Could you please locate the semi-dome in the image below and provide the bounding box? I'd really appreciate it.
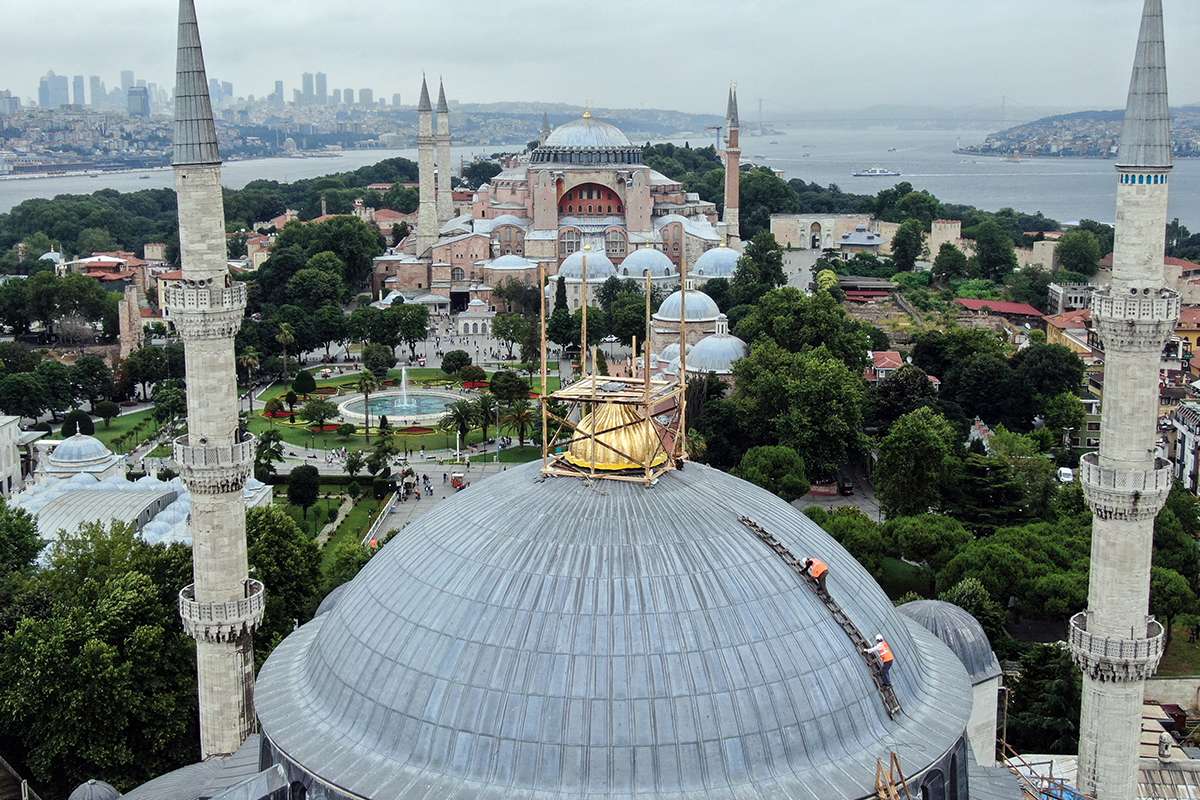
[256,461,972,799]
[544,113,632,148]
[68,779,120,800]
[694,246,740,278]
[687,330,748,375]
[48,434,115,467]
[898,600,1002,685]
[654,288,720,321]
[558,249,617,280]
[619,248,674,278]
[488,254,535,270]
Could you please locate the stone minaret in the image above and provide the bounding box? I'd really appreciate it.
[1070,2,1176,796]
[540,111,551,145]
[723,83,741,247]
[435,80,454,223]
[415,76,438,257]
[166,0,262,759]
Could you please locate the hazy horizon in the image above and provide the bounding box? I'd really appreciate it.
[8,1,1200,118]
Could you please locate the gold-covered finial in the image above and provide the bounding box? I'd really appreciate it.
[565,403,668,471]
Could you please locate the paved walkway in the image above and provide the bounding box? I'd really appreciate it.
[362,462,510,544]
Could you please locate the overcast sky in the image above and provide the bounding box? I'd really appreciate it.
[11,0,1200,116]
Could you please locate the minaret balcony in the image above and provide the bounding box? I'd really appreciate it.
[179,578,265,643]
[1090,287,1180,352]
[162,281,247,340]
[1068,612,1164,683]
[1079,452,1172,521]
[173,433,255,494]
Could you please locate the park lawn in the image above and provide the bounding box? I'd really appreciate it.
[247,413,496,453]
[319,494,385,575]
[92,407,159,452]
[256,367,451,405]
[272,484,345,538]
[1154,623,1200,677]
[877,556,932,600]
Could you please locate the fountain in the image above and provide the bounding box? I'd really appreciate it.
[400,366,409,407]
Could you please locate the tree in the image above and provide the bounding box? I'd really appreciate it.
[734,445,810,501]
[475,393,498,441]
[932,243,969,285]
[489,370,530,406]
[1151,567,1196,644]
[1055,229,1102,276]
[460,364,487,383]
[336,422,356,438]
[502,399,536,445]
[394,304,429,358]
[236,347,260,387]
[284,389,298,417]
[124,345,167,400]
[60,410,95,437]
[944,352,1024,429]
[34,360,76,420]
[322,540,373,595]
[151,382,186,425]
[1005,644,1081,754]
[246,504,321,663]
[553,275,568,312]
[300,398,338,429]
[439,400,477,444]
[805,507,887,578]
[938,577,1010,650]
[875,407,958,517]
[493,313,531,359]
[891,219,926,272]
[885,514,971,576]
[286,465,321,519]
[462,159,503,187]
[290,370,316,399]
[286,267,345,308]
[94,400,120,428]
[987,426,1059,520]
[356,371,379,441]
[0,342,41,374]
[75,226,116,254]
[1012,344,1085,405]
[733,287,870,370]
[362,342,396,379]
[345,450,365,478]
[944,453,1030,537]
[313,305,346,360]
[275,322,296,378]
[971,219,1018,280]
[69,355,113,411]
[1042,392,1086,443]
[869,365,937,432]
[547,307,576,347]
[441,350,471,375]
[0,373,46,421]
[729,231,786,306]
[0,500,40,583]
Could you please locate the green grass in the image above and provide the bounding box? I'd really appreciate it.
[877,556,932,600]
[272,484,345,538]
[247,414,496,453]
[319,494,385,574]
[1154,623,1200,677]
[92,408,160,453]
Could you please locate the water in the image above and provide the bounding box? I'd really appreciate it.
[345,391,453,419]
[5,126,1200,227]
[400,366,409,406]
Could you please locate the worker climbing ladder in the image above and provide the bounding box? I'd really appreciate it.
[739,516,903,718]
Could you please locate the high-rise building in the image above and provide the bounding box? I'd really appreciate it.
[315,72,326,105]
[272,80,283,107]
[37,71,69,109]
[301,72,314,105]
[391,92,401,108]
[208,77,220,105]
[359,88,373,107]
[331,88,341,106]
[72,75,85,107]
[221,80,232,102]
[1069,2,1177,798]
[723,82,741,247]
[120,70,134,93]
[166,0,262,759]
[343,87,353,106]
[88,76,103,108]
[127,85,151,117]
[0,91,20,116]
[435,80,453,223]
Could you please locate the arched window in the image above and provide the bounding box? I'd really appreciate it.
[605,230,627,259]
[559,228,581,258]
[451,267,465,281]
[920,770,945,800]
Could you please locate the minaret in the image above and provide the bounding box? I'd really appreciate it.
[1070,2,1176,797]
[722,83,741,248]
[435,79,454,223]
[415,76,438,257]
[166,0,262,759]
[540,111,551,145]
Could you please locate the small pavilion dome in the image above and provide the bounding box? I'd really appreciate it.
[48,434,115,468]
[619,248,674,278]
[654,288,720,322]
[659,341,692,363]
[487,254,535,270]
[694,246,740,277]
[68,779,120,800]
[688,328,748,375]
[898,599,1001,685]
[558,249,616,281]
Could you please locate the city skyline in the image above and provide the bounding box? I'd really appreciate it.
[7,0,1200,116]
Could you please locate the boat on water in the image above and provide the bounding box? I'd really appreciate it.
[852,166,902,177]
[1003,154,1023,163]
[888,147,898,152]
[138,175,151,180]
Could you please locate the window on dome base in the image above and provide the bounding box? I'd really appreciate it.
[606,230,627,259]
[558,228,581,259]
[559,183,623,216]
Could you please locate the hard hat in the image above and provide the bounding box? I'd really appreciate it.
[875,634,884,642]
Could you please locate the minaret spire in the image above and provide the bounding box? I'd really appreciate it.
[435,78,454,223]
[1070,2,1178,797]
[166,0,261,760]
[722,82,741,248]
[416,75,438,256]
[417,74,432,112]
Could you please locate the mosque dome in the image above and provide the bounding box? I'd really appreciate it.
[898,600,1002,685]
[558,249,617,280]
[48,434,115,467]
[68,779,120,800]
[654,288,720,321]
[255,461,971,799]
[488,254,535,270]
[544,113,632,148]
[659,341,691,363]
[687,330,748,375]
[694,246,740,278]
[619,248,674,278]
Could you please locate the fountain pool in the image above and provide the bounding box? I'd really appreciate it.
[338,390,458,424]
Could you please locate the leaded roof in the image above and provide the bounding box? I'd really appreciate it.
[173,0,220,166]
[1119,0,1172,168]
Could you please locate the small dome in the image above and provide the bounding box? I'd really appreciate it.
[619,248,674,278]
[694,246,740,277]
[659,341,692,363]
[558,249,616,281]
[544,114,632,148]
[687,332,748,375]
[655,288,720,322]
[48,434,114,467]
[898,599,1001,685]
[68,779,120,800]
[488,254,534,270]
[490,214,526,228]
[564,403,669,471]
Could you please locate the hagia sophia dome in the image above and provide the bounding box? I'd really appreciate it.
[544,114,634,148]
[254,460,982,799]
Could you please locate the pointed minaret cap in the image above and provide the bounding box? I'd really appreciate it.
[1118,0,1171,168]
[417,75,432,113]
[173,0,221,166]
[727,82,739,128]
[436,79,448,113]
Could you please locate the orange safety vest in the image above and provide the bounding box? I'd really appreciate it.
[809,559,828,579]
[877,640,894,664]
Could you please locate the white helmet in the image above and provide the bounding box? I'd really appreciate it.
[875,634,884,643]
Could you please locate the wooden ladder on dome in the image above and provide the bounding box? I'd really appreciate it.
[875,753,913,800]
[738,516,903,718]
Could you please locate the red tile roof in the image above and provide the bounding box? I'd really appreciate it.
[872,350,904,370]
[139,307,161,318]
[1179,306,1200,327]
[955,298,1043,317]
[1101,253,1200,272]
[1043,308,1092,329]
[157,270,183,281]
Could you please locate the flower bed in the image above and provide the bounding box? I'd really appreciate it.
[462,381,490,389]
[399,426,435,435]
[264,410,292,418]
[314,386,339,396]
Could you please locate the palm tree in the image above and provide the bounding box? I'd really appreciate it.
[502,399,535,446]
[237,347,260,412]
[356,370,379,441]
[254,429,285,479]
[276,323,296,379]
[439,400,477,451]
[474,393,498,442]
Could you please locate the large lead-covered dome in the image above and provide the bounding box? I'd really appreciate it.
[256,461,971,799]
[545,114,632,148]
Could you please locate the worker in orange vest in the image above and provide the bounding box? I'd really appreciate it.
[864,634,895,686]
[803,557,829,596]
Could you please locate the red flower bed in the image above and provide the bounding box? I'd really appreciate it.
[314,387,338,395]
[263,410,292,418]
[462,381,490,389]
[310,424,341,432]
[399,426,435,435]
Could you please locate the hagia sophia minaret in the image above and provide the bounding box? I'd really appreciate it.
[416,76,438,257]
[166,0,262,758]
[1069,1,1177,796]
[435,79,454,223]
[723,83,741,247]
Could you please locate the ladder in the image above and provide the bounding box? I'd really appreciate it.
[738,516,902,718]
[875,753,913,800]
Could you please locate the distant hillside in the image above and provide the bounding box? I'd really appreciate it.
[959,107,1200,158]
[453,102,722,143]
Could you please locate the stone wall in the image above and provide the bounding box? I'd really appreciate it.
[1145,677,1200,711]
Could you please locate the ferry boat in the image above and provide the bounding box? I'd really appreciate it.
[852,166,902,177]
